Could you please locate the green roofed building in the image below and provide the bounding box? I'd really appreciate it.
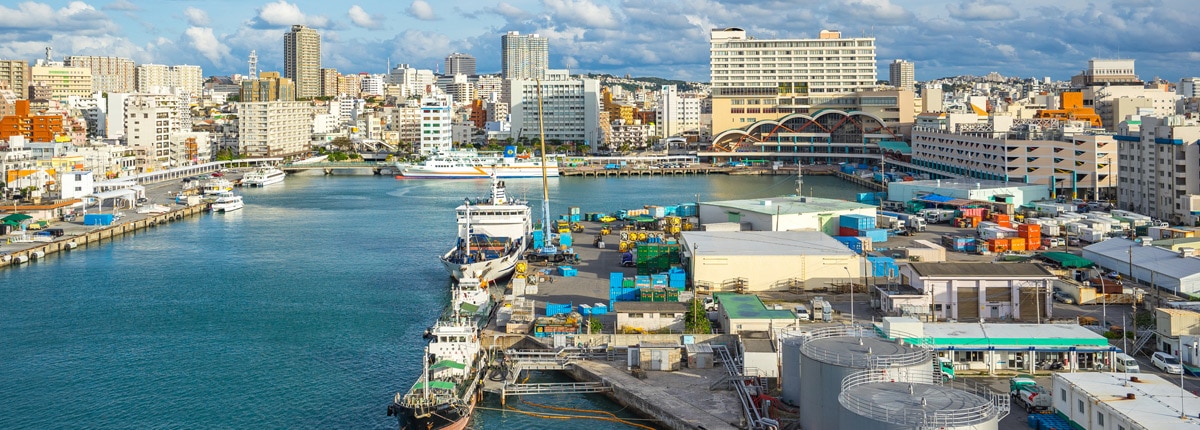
[713,293,797,335]
[878,317,1114,375]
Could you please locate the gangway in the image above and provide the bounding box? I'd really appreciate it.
[499,381,610,396]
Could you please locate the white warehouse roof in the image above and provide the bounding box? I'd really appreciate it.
[1055,372,1200,430]
[1082,238,1200,295]
[681,231,857,257]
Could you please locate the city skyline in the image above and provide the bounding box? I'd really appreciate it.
[0,0,1196,83]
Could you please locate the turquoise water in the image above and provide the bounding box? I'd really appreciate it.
[0,174,867,429]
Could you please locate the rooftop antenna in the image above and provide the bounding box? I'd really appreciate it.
[248,50,258,78]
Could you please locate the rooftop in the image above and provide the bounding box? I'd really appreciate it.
[880,318,1110,349]
[682,231,859,257]
[701,196,876,216]
[909,262,1055,278]
[1084,238,1200,281]
[895,179,1039,191]
[1054,372,1200,430]
[713,293,797,320]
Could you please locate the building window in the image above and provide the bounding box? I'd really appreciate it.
[1097,412,1104,426]
[1060,388,1066,401]
[629,313,643,318]
[1078,399,1084,413]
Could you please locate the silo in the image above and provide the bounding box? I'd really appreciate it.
[838,368,1007,430]
[798,326,931,430]
[779,333,804,405]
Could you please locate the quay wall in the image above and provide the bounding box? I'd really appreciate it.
[565,361,738,430]
[0,204,207,269]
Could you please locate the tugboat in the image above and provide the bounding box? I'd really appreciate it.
[388,276,494,430]
[440,174,531,282]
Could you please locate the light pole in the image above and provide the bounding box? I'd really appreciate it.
[843,266,855,324]
[1184,340,1196,420]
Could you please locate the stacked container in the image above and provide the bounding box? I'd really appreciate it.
[568,206,581,222]
[1018,223,1041,251]
[667,267,687,289]
[862,228,889,243]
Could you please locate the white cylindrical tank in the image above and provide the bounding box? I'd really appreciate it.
[780,334,804,405]
[838,368,1005,430]
[798,326,932,430]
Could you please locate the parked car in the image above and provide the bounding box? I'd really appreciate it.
[1152,352,1183,374]
[1052,291,1075,305]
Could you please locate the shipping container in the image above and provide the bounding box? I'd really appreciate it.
[862,228,889,243]
[839,226,859,237]
[610,272,624,289]
[839,214,877,230]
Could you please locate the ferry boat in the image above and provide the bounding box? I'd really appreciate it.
[441,175,531,282]
[388,276,493,430]
[242,167,286,187]
[398,146,560,179]
[201,178,235,195]
[208,192,244,212]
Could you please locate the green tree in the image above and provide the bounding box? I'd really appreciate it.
[684,299,711,334]
[330,136,354,153]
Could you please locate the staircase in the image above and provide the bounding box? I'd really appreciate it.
[1131,330,1155,355]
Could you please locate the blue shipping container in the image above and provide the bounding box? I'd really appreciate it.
[635,275,651,288]
[591,303,608,315]
[866,257,900,277]
[839,214,876,230]
[545,302,573,316]
[833,236,864,253]
[862,228,889,243]
[559,266,578,277]
[560,233,572,247]
[83,214,114,225]
[676,203,698,217]
[610,272,624,289]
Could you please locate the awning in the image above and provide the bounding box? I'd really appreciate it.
[460,302,479,314]
[430,360,466,371]
[1,213,32,223]
[414,381,456,391]
[1039,252,1095,268]
[878,140,912,155]
[89,189,137,201]
[630,215,657,223]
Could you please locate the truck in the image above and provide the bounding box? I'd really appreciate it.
[882,211,927,232]
[809,297,832,322]
[1010,375,1053,413]
[935,356,956,381]
[920,208,956,224]
[876,214,905,231]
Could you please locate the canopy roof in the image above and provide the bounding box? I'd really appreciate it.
[1,213,32,222]
[430,360,466,371]
[1039,251,1095,268]
[414,381,456,391]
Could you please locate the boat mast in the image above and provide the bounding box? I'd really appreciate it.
[536,79,550,250]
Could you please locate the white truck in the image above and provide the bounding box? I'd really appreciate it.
[921,209,956,224]
[882,211,927,232]
[876,214,905,230]
[1010,376,1053,413]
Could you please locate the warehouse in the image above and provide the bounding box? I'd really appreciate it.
[697,196,877,235]
[896,262,1055,322]
[682,231,863,292]
[613,301,689,333]
[712,293,798,335]
[1082,238,1200,296]
[1053,372,1200,430]
[887,179,1050,208]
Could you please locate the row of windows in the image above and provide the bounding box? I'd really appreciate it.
[714,40,873,49]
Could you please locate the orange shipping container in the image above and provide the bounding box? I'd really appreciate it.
[1027,241,1041,251]
[1018,224,1041,235]
[994,214,1010,222]
[998,221,1013,229]
[1010,237,1026,251]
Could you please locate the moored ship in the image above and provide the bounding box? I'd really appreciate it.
[441,175,531,282]
[242,167,286,187]
[388,276,493,430]
[398,146,560,179]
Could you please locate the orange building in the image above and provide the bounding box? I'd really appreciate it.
[469,99,487,129]
[0,99,64,142]
[1033,92,1103,128]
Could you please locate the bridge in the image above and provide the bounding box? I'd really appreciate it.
[279,161,395,175]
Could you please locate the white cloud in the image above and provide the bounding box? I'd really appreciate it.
[543,0,619,29]
[250,0,329,29]
[102,0,138,12]
[492,2,528,20]
[947,1,1018,21]
[836,0,913,24]
[0,1,113,32]
[183,7,210,27]
[406,0,436,21]
[347,5,381,29]
[185,27,230,66]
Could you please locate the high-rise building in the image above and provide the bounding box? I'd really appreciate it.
[1117,114,1200,225]
[30,65,92,101]
[136,64,203,95]
[238,101,312,157]
[65,56,136,93]
[0,100,64,141]
[656,85,702,139]
[445,53,477,76]
[889,59,914,92]
[709,28,877,134]
[501,31,548,80]
[507,77,601,150]
[418,94,453,155]
[320,68,339,97]
[284,24,321,99]
[0,60,30,99]
[124,93,180,161]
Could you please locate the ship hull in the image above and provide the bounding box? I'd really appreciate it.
[442,245,522,283]
[392,396,475,430]
[400,166,559,179]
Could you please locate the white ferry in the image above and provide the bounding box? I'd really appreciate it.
[398,146,559,179]
[242,167,286,187]
[441,175,530,282]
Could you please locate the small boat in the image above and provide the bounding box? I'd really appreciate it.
[201,178,235,195]
[242,167,286,187]
[209,193,244,212]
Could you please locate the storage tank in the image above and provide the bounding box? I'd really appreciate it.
[838,368,1007,430]
[798,325,932,430]
[779,332,804,405]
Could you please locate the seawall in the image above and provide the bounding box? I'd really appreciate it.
[0,204,207,268]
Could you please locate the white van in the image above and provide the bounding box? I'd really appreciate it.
[793,305,810,321]
[1114,352,1139,373]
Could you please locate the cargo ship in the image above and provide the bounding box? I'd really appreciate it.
[397,146,560,179]
[441,175,531,282]
[388,276,494,430]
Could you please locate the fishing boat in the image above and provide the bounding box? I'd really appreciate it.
[440,174,531,282]
[398,146,560,179]
[241,167,286,187]
[208,192,244,212]
[388,276,494,430]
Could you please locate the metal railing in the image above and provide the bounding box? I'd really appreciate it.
[839,368,1008,429]
[799,325,932,369]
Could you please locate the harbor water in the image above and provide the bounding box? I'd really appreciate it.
[0,174,870,429]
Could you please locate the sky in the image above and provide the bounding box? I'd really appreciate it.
[0,0,1197,83]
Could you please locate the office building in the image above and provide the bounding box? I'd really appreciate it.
[238,101,312,157]
[889,59,914,92]
[656,85,702,139]
[1116,114,1200,225]
[239,72,295,102]
[1179,77,1200,98]
[124,94,181,163]
[445,53,476,76]
[709,28,877,134]
[136,64,203,95]
[284,25,322,99]
[65,56,136,93]
[29,65,92,101]
[507,77,602,150]
[501,31,548,80]
[0,60,30,99]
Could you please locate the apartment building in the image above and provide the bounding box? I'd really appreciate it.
[1116,114,1200,225]
[418,94,452,155]
[237,101,312,158]
[0,60,30,98]
[124,93,180,163]
[65,56,136,93]
[656,85,703,139]
[239,72,295,102]
[284,25,321,99]
[889,59,915,92]
[30,65,92,101]
[136,64,203,95]
[501,31,548,80]
[507,77,602,149]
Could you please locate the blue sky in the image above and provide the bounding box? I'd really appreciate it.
[0,0,1196,83]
